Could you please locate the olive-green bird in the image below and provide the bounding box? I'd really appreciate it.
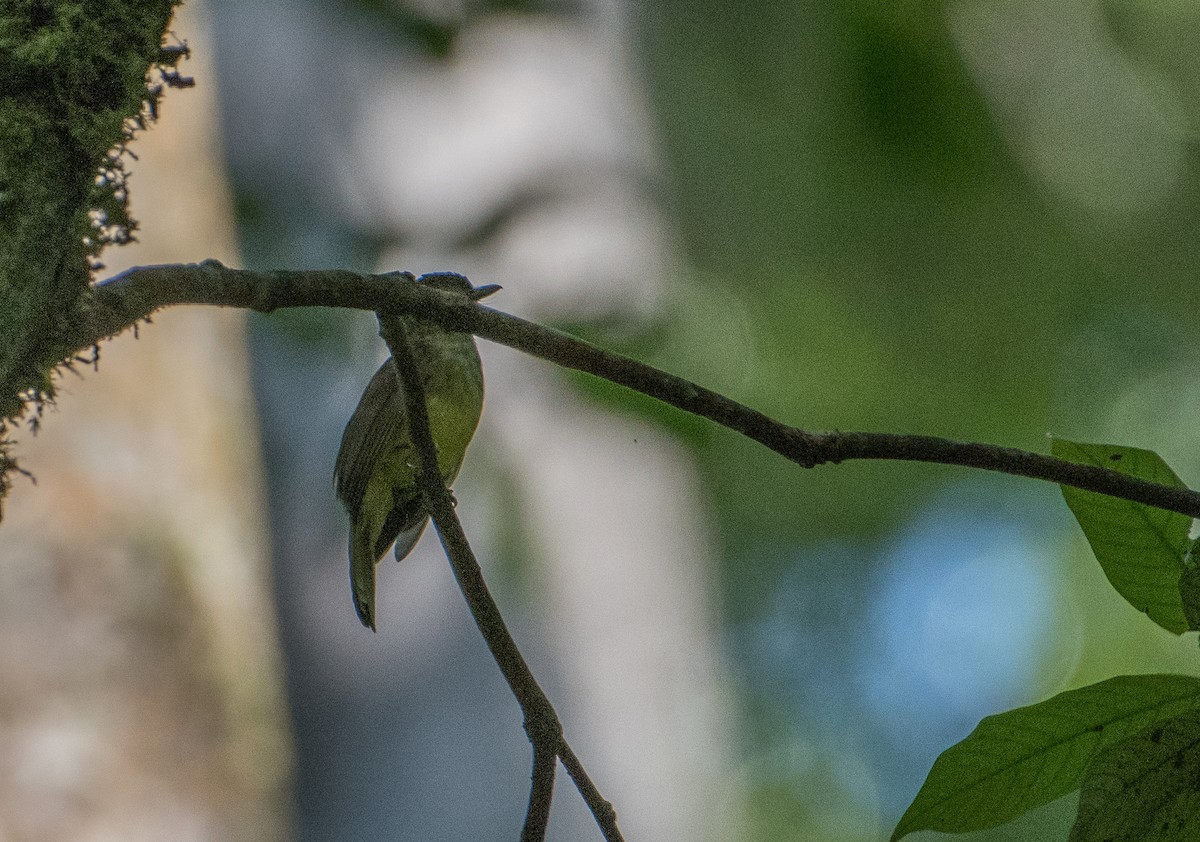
[334,272,500,631]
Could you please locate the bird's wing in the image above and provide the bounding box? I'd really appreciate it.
[390,516,431,562]
[334,359,406,514]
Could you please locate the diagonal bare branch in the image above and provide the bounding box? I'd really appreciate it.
[379,315,622,842]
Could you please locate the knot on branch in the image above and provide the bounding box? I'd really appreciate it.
[788,428,828,468]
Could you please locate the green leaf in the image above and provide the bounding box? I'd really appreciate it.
[892,674,1200,841]
[1180,552,1200,632]
[1052,439,1191,634]
[1070,708,1200,841]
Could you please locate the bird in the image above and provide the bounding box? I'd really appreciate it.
[334,272,499,630]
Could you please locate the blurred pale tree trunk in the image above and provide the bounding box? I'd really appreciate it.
[350,10,739,839]
[0,3,292,839]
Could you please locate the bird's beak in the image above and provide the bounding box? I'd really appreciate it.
[468,284,502,301]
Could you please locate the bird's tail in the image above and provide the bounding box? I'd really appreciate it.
[349,529,377,631]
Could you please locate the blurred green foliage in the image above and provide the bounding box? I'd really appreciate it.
[616,3,1200,837]
[628,0,1200,571]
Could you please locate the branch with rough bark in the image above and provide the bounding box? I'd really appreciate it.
[52,259,1200,520]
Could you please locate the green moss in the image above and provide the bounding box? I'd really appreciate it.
[0,0,182,503]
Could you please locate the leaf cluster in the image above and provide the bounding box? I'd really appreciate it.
[896,441,1200,841]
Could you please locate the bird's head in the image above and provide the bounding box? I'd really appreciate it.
[415,272,502,302]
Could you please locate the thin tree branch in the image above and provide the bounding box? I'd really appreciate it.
[524,736,558,842]
[76,261,1200,519]
[558,741,621,842]
[379,316,622,842]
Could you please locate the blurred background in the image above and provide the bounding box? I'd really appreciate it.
[4,0,1200,839]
